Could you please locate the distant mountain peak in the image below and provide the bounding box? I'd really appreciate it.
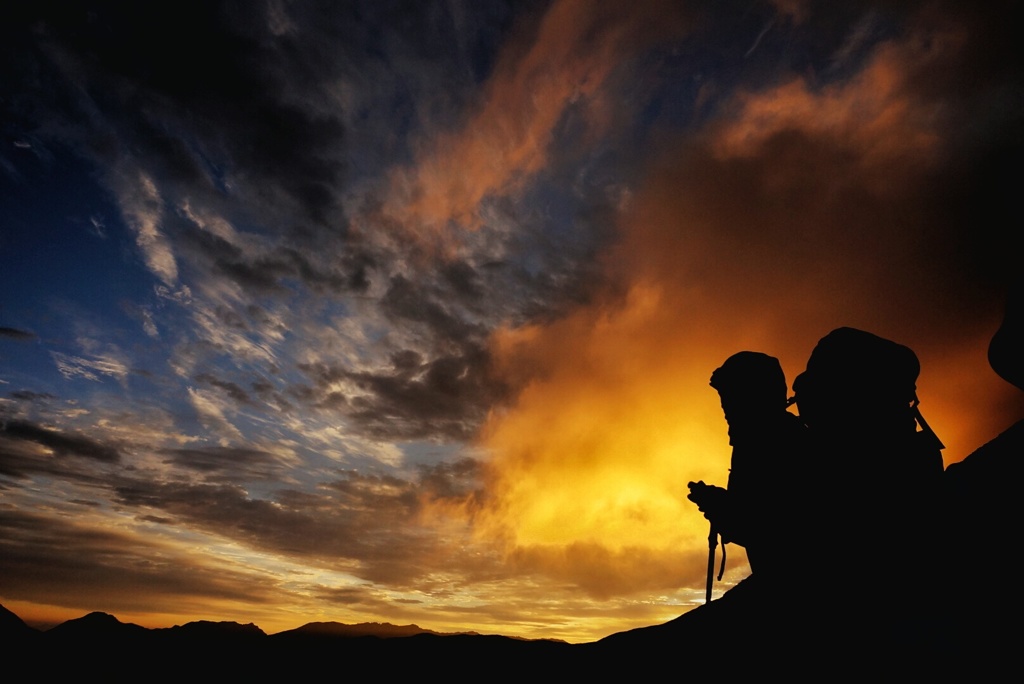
[162,620,267,637]
[277,620,441,639]
[0,603,39,638]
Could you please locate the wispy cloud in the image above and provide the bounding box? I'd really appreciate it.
[187,387,245,443]
[114,169,178,286]
[51,351,130,384]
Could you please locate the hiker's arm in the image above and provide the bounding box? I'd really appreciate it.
[688,481,751,546]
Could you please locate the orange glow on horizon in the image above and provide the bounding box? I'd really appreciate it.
[436,281,756,597]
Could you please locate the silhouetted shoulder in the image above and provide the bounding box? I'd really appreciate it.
[945,419,1023,506]
[988,279,1024,391]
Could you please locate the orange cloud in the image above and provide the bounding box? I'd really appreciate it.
[710,39,950,182]
[380,0,690,253]
[459,282,752,596]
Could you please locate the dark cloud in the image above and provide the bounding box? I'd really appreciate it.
[417,457,483,500]
[161,446,283,482]
[0,434,108,482]
[315,585,378,607]
[0,327,36,340]
[1,2,346,223]
[310,224,621,439]
[1,419,120,463]
[441,260,484,300]
[111,474,424,582]
[137,514,174,524]
[0,508,281,610]
[174,221,369,297]
[105,458,486,586]
[114,481,322,548]
[210,305,249,331]
[298,343,505,440]
[250,378,294,412]
[381,275,482,343]
[194,374,255,407]
[211,245,372,297]
[8,390,56,402]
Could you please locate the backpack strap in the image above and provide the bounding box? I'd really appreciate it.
[717,538,726,581]
[911,394,945,450]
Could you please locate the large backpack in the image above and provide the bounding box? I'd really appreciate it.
[792,327,943,455]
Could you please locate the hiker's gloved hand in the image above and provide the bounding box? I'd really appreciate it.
[687,481,728,522]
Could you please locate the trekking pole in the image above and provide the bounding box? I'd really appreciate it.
[705,523,717,604]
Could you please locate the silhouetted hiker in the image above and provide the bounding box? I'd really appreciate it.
[688,352,810,586]
[611,352,817,666]
[792,328,945,640]
[944,280,1023,658]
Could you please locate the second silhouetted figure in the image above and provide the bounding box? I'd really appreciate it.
[688,351,811,584]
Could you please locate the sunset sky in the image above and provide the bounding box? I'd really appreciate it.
[2,1,1021,643]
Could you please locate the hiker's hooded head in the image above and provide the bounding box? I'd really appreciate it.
[710,351,788,424]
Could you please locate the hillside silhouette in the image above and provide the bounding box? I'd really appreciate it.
[0,603,580,675]
[0,576,1011,678]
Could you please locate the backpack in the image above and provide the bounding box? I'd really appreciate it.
[792,327,943,455]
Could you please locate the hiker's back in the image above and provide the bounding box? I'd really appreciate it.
[793,328,944,596]
[726,408,812,580]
